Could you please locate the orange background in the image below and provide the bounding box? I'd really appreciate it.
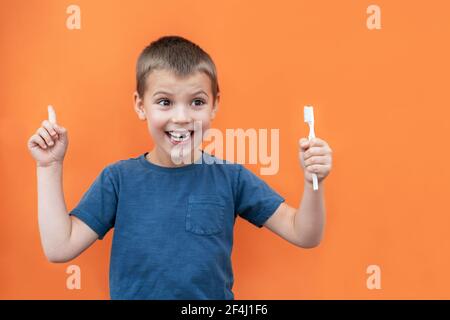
[1,0,450,299]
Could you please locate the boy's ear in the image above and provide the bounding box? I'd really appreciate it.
[133,91,146,120]
[210,93,220,120]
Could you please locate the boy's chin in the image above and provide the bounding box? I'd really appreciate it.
[158,140,198,164]
[169,146,199,165]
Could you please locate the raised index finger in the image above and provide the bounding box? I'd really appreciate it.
[48,105,57,124]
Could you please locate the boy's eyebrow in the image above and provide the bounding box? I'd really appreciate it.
[153,90,173,97]
[190,90,209,97]
[152,90,209,97]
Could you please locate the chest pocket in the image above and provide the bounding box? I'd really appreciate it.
[186,195,225,236]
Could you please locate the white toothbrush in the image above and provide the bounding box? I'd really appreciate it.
[304,105,319,191]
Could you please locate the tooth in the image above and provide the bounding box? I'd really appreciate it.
[171,131,190,138]
[167,130,191,142]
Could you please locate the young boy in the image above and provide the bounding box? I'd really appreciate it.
[27,36,333,300]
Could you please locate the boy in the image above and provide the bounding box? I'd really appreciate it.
[27,36,333,299]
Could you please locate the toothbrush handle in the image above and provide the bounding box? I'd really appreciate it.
[308,126,315,140]
[307,123,319,191]
[312,173,319,190]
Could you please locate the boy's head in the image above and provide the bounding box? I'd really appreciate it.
[133,36,220,166]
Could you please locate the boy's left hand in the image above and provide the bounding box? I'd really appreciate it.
[299,137,333,184]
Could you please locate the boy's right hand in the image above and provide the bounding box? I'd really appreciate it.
[27,106,69,167]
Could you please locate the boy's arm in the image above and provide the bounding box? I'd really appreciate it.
[264,187,324,249]
[264,137,331,248]
[264,181,325,248]
[38,163,98,263]
[29,109,99,264]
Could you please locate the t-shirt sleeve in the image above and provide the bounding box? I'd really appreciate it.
[68,165,118,240]
[235,165,285,228]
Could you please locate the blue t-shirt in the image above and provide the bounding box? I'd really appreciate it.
[69,151,285,299]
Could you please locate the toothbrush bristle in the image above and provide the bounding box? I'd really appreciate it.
[304,105,314,122]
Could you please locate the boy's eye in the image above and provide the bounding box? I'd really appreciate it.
[192,99,205,107]
[156,98,205,107]
[157,99,171,107]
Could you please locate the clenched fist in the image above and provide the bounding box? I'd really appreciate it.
[299,137,332,185]
[27,106,69,167]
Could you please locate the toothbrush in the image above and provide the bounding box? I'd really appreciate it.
[304,105,319,191]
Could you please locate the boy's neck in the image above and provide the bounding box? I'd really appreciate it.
[146,147,203,168]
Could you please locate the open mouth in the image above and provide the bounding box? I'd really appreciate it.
[165,130,194,144]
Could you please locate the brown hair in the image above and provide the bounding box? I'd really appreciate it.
[136,35,220,102]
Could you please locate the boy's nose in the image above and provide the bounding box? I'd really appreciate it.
[171,105,191,123]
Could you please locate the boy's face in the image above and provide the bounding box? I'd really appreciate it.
[134,69,219,166]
